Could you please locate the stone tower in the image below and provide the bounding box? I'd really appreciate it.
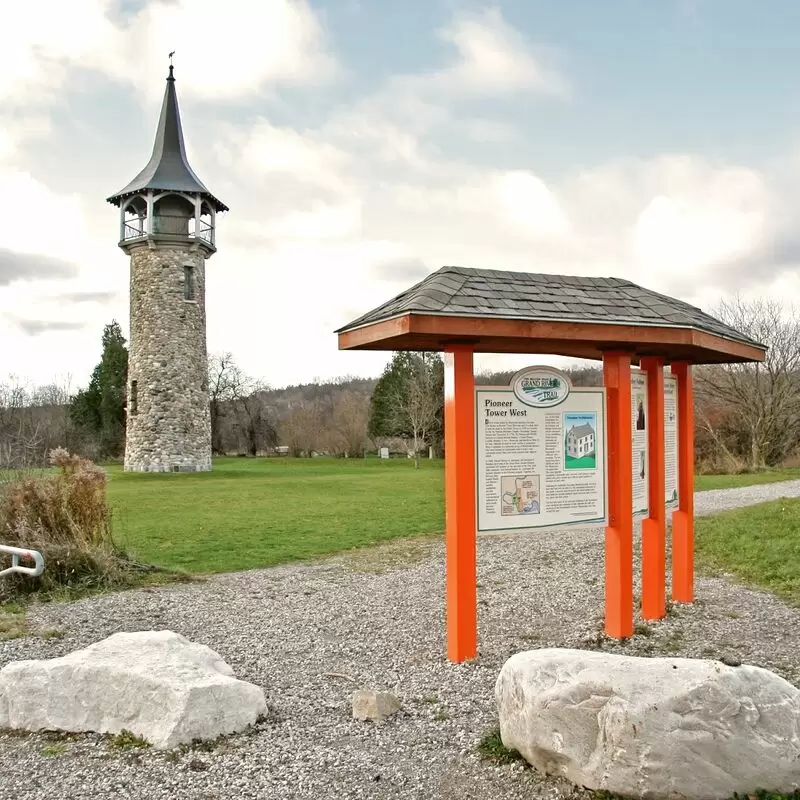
[107,64,228,472]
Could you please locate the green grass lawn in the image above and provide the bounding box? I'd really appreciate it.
[695,498,800,605]
[694,469,800,491]
[103,457,800,574]
[107,457,444,573]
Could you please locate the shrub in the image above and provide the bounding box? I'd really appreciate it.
[0,448,154,600]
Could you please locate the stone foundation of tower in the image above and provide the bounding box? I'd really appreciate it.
[124,243,212,473]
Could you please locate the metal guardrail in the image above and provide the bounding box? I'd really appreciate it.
[122,216,215,244]
[0,545,44,578]
[123,221,146,239]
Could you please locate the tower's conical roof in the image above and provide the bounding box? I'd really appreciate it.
[107,65,228,212]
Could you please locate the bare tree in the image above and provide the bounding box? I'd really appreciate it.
[208,352,239,455]
[33,378,74,459]
[0,379,42,469]
[329,390,370,457]
[696,296,800,471]
[208,353,277,456]
[280,403,325,457]
[233,383,277,457]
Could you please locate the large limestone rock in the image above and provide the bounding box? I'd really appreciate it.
[496,648,800,799]
[0,630,266,749]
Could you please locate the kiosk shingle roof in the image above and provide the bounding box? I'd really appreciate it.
[338,266,760,348]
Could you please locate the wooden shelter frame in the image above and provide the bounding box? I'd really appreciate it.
[338,268,765,662]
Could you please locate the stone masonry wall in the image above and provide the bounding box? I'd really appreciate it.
[124,243,212,472]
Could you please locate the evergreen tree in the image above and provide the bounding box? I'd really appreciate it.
[368,352,444,460]
[70,321,129,458]
[368,352,415,440]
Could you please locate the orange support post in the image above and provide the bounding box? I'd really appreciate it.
[602,351,634,638]
[444,346,477,662]
[641,357,666,620]
[671,361,695,603]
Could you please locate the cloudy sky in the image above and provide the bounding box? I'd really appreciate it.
[3,0,800,390]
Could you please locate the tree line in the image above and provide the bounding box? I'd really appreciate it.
[1,297,798,473]
[0,324,447,467]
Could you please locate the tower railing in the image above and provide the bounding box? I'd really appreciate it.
[122,215,215,245]
[123,219,146,240]
[197,219,214,245]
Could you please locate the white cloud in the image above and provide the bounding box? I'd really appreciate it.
[322,106,435,170]
[630,161,771,286]
[552,155,778,295]
[1,107,784,390]
[434,7,569,97]
[0,0,337,109]
[264,202,363,241]
[0,4,795,391]
[0,165,125,385]
[462,118,521,143]
[320,6,566,152]
[101,0,339,101]
[634,194,761,274]
[218,120,353,193]
[211,108,780,309]
[202,103,782,388]
[0,0,115,106]
[493,171,570,238]
[0,170,92,261]
[371,167,569,250]
[204,236,419,384]
[0,115,51,163]
[211,119,363,248]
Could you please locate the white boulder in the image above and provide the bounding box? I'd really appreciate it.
[496,648,800,800]
[0,630,267,749]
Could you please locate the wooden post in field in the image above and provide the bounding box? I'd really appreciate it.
[672,361,695,603]
[641,357,666,620]
[444,345,477,662]
[603,351,634,638]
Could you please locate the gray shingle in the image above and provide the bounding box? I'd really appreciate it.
[336,266,763,348]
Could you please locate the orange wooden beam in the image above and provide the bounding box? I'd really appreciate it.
[335,315,410,349]
[411,315,693,348]
[603,351,634,638]
[641,357,666,620]
[672,361,695,603]
[338,313,766,364]
[444,346,477,662]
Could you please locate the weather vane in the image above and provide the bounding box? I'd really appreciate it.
[169,51,175,66]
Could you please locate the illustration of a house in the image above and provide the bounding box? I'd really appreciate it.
[566,423,595,458]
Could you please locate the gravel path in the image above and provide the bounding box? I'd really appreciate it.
[1,480,799,800]
[693,477,800,514]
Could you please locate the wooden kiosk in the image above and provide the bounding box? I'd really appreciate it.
[337,267,765,663]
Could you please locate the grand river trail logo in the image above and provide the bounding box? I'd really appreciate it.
[512,367,571,408]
